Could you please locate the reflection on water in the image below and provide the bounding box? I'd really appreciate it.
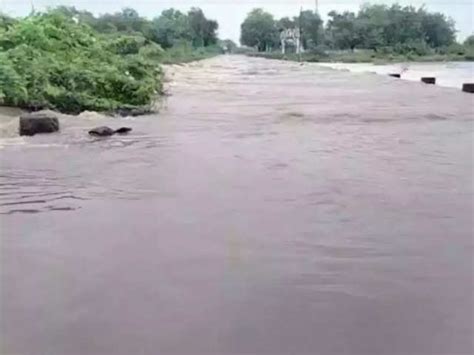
[1,56,473,355]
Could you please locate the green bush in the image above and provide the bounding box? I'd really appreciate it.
[0,54,27,105]
[393,40,432,56]
[0,11,162,113]
[463,35,474,48]
[463,45,474,60]
[437,43,466,55]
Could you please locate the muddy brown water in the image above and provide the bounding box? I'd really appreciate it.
[1,55,473,355]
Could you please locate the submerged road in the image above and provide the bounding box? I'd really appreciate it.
[1,56,473,354]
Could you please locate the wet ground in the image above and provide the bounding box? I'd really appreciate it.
[1,55,473,355]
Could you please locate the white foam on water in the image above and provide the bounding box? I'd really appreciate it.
[319,61,474,89]
[77,111,109,121]
[0,136,26,149]
[0,117,20,138]
[0,108,118,147]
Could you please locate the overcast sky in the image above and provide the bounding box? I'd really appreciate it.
[1,0,473,42]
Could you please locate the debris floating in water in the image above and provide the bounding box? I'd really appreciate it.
[88,126,133,137]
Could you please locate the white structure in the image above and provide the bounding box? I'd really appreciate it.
[280,28,302,54]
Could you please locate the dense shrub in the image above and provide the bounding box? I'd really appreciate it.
[0,11,163,113]
[463,35,474,48]
[393,40,432,56]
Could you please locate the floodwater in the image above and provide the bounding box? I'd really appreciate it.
[319,61,474,89]
[1,55,473,355]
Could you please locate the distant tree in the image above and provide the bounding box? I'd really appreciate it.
[188,8,218,47]
[357,4,388,50]
[383,5,424,46]
[240,9,278,51]
[326,11,361,50]
[93,8,149,34]
[324,4,457,52]
[219,39,237,53]
[277,17,295,31]
[298,10,323,49]
[421,11,456,48]
[150,9,191,48]
[464,35,474,47]
[203,19,219,46]
[149,8,217,49]
[54,6,95,25]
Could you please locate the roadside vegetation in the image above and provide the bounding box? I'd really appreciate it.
[241,4,474,63]
[0,7,222,114]
[1,4,471,114]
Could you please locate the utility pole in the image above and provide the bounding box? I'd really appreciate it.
[298,6,303,60]
[315,0,319,14]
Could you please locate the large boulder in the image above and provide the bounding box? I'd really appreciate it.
[19,111,60,136]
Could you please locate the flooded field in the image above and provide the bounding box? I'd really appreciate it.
[1,55,473,355]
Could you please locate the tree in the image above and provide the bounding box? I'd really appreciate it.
[277,17,295,31]
[148,8,217,49]
[464,35,474,47]
[325,4,457,52]
[93,8,149,34]
[240,9,278,51]
[219,39,237,53]
[298,10,323,49]
[326,11,361,50]
[383,5,423,46]
[421,12,456,48]
[203,19,218,46]
[357,4,389,50]
[54,6,96,26]
[188,8,218,47]
[150,9,191,48]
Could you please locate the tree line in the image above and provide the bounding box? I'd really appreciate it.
[241,4,468,55]
[54,6,219,50]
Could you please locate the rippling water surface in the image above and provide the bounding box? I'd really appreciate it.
[1,56,473,355]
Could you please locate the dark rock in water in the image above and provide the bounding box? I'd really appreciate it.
[89,126,115,136]
[89,126,132,137]
[462,83,474,93]
[389,73,401,78]
[19,111,60,136]
[115,127,133,134]
[421,77,436,85]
